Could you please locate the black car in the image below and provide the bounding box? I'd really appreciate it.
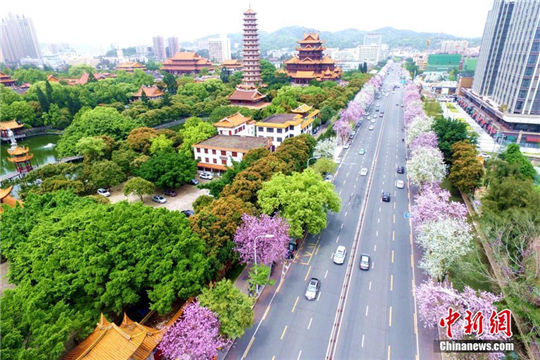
[382,192,391,202]
[164,189,177,197]
[312,126,320,134]
[181,209,195,217]
[397,166,405,174]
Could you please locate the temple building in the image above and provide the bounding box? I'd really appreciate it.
[0,72,16,86]
[222,59,243,72]
[117,61,146,73]
[7,145,33,174]
[161,52,212,75]
[63,314,164,360]
[65,72,114,86]
[133,85,163,101]
[0,120,25,141]
[284,33,342,85]
[213,112,255,136]
[47,74,60,83]
[0,186,23,213]
[256,105,319,150]
[228,8,267,107]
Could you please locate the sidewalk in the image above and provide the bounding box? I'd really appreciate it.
[218,261,287,360]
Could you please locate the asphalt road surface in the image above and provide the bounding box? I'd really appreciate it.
[229,66,423,360]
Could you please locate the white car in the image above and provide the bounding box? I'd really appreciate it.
[369,126,375,131]
[343,142,350,149]
[97,188,110,197]
[360,168,368,176]
[200,171,213,180]
[396,180,405,189]
[333,245,347,265]
[152,194,167,204]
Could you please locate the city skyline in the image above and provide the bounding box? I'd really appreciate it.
[2,0,493,50]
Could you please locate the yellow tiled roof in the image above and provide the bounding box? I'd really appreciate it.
[214,112,251,128]
[0,120,23,130]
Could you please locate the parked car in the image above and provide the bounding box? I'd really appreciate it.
[333,245,347,265]
[397,166,405,174]
[190,179,200,185]
[200,171,213,180]
[164,189,177,197]
[304,278,321,300]
[97,188,110,197]
[358,148,366,155]
[312,126,320,134]
[181,209,195,217]
[395,180,405,189]
[369,126,375,131]
[343,142,350,149]
[381,192,391,202]
[360,168,368,176]
[359,254,371,270]
[152,194,167,204]
[349,134,354,140]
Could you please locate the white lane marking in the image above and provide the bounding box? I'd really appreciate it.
[361,334,365,348]
[336,235,340,243]
[374,244,377,251]
[372,261,375,270]
[317,291,321,301]
[307,317,313,330]
[365,305,369,317]
[377,218,380,223]
[297,350,302,360]
[376,231,379,237]
[324,269,328,279]
[369,281,372,290]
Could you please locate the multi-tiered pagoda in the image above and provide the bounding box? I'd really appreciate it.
[285,33,342,85]
[7,145,33,174]
[229,8,266,106]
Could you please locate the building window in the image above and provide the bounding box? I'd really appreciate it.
[267,128,274,133]
[221,150,226,156]
[277,128,282,133]
[289,125,294,131]
[229,130,232,135]
[232,152,238,157]
[212,149,216,155]
[204,148,208,154]
[277,137,282,142]
[205,157,209,163]
[258,126,263,132]
[222,159,227,165]
[213,158,217,164]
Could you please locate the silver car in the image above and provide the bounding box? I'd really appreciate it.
[333,245,347,265]
[305,278,321,301]
[359,254,371,270]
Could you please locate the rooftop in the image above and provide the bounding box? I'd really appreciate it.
[262,113,299,124]
[0,120,24,130]
[195,135,269,151]
[214,112,251,128]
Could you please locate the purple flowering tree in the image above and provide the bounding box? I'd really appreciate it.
[234,214,290,265]
[333,119,351,145]
[410,131,438,150]
[158,301,229,360]
[411,183,467,228]
[417,280,506,358]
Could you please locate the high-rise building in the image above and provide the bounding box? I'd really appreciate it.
[228,8,266,106]
[167,37,180,58]
[1,13,42,64]
[473,0,540,115]
[152,36,166,60]
[440,40,469,54]
[208,36,231,63]
[363,33,382,47]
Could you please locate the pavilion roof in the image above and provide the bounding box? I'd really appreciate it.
[133,85,163,98]
[228,88,266,102]
[0,186,13,200]
[47,74,59,82]
[214,112,251,128]
[63,313,164,360]
[291,103,313,114]
[7,145,30,156]
[117,62,145,69]
[0,120,24,130]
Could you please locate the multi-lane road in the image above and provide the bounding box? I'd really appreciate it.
[228,66,424,360]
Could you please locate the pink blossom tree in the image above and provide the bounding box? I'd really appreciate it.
[417,280,506,360]
[333,119,351,145]
[234,214,290,265]
[411,183,467,228]
[158,301,229,360]
[410,130,438,150]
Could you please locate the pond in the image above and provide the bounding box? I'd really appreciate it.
[1,135,60,176]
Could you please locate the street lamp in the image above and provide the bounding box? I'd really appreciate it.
[253,234,275,267]
[307,154,321,168]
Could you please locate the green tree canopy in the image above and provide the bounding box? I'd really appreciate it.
[76,136,107,162]
[149,134,174,154]
[1,191,210,358]
[500,143,536,180]
[198,279,254,339]
[448,141,484,193]
[178,117,217,157]
[432,117,475,162]
[85,160,126,189]
[136,150,197,189]
[258,168,341,238]
[123,176,155,201]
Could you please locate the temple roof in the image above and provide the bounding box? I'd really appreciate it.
[7,145,30,156]
[47,74,59,83]
[223,59,242,67]
[0,120,24,130]
[63,313,164,360]
[0,186,13,200]
[244,8,256,14]
[291,71,316,79]
[229,88,266,102]
[117,62,145,69]
[214,112,251,128]
[298,33,324,44]
[133,85,163,98]
[291,103,313,114]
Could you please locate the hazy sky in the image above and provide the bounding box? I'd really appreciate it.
[2,0,493,50]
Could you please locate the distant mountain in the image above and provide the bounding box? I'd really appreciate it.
[185,26,480,53]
